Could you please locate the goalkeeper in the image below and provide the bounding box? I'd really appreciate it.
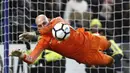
[85,19,123,73]
[19,27,66,73]
[10,14,113,66]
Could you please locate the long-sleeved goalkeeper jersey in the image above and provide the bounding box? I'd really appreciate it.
[22,17,113,66]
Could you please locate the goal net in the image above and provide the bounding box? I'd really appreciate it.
[0,0,130,73]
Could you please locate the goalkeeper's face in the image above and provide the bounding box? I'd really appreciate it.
[37,21,48,31]
[36,14,49,31]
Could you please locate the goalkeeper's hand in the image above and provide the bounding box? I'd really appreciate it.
[9,49,23,58]
[19,32,36,41]
[44,50,63,62]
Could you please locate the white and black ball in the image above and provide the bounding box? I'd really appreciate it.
[52,22,70,41]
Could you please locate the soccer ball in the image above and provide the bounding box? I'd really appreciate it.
[52,22,70,41]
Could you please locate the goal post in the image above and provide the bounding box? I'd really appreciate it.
[3,0,9,73]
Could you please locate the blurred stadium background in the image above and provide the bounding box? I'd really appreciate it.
[0,0,130,73]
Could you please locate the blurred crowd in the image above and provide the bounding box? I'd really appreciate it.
[0,0,130,73]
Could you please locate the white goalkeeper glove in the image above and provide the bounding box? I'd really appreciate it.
[19,32,36,41]
[9,49,24,58]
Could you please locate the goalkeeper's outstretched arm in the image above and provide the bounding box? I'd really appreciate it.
[23,37,50,64]
[10,37,49,64]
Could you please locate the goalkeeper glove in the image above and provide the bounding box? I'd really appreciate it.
[19,32,36,41]
[9,49,24,58]
[44,50,63,62]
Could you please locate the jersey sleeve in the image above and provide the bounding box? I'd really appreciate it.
[22,35,51,64]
